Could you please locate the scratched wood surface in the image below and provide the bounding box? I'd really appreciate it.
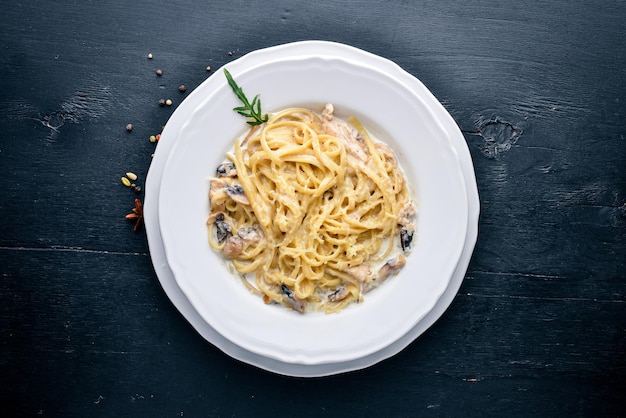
[1,0,624,416]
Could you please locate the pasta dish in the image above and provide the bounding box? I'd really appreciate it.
[207,104,416,313]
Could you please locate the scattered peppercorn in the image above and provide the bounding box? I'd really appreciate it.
[178,84,186,92]
[132,185,142,193]
[159,99,165,106]
[125,123,133,132]
[228,51,233,56]
[166,99,172,106]
[206,66,211,72]
[147,53,153,59]
[156,69,163,76]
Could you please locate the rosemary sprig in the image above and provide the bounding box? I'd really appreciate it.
[223,68,268,126]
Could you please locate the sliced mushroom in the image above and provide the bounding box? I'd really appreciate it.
[363,254,406,293]
[400,228,414,251]
[216,162,237,177]
[206,211,225,224]
[375,254,406,282]
[214,214,231,244]
[225,184,250,205]
[328,286,350,303]
[280,284,306,313]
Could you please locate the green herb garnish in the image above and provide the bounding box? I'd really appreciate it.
[224,68,269,126]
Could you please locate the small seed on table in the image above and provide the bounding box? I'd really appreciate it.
[121,177,131,187]
[125,123,133,131]
[126,172,138,181]
[165,99,172,106]
[159,99,165,106]
[147,53,153,59]
[156,69,163,76]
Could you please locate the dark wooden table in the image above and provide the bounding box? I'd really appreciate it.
[1,1,624,416]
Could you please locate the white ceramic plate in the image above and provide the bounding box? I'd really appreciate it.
[145,41,479,376]
[157,49,468,365]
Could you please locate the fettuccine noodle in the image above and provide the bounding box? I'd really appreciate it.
[207,104,416,313]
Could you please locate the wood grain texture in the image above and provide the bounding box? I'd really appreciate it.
[1,0,624,416]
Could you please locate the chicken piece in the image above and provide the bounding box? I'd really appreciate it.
[397,200,416,251]
[222,235,244,258]
[375,142,397,168]
[321,104,367,162]
[209,178,228,202]
[237,226,262,245]
[345,264,371,282]
[209,179,228,213]
[398,201,416,231]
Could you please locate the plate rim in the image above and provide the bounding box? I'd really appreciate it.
[157,52,468,364]
[145,40,479,376]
